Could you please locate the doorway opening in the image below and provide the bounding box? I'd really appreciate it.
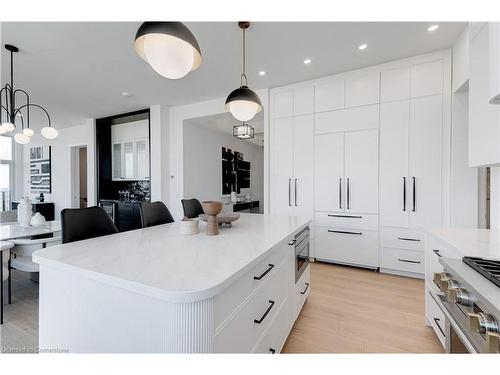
[70,146,88,208]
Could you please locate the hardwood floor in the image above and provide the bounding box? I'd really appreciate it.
[282,261,444,353]
[0,261,443,353]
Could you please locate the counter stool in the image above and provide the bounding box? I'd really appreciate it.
[1,240,14,325]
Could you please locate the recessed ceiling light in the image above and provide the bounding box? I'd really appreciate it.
[259,71,266,76]
[303,59,311,65]
[121,92,133,98]
[358,44,368,50]
[427,24,439,32]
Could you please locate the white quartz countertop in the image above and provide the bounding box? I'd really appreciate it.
[426,227,500,260]
[33,214,310,303]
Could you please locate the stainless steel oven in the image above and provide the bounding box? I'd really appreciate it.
[294,227,310,282]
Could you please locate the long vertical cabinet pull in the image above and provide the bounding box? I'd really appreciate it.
[295,178,298,207]
[339,178,342,210]
[346,178,350,210]
[288,178,292,207]
[412,177,416,212]
[403,177,406,211]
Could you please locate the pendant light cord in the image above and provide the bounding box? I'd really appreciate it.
[241,26,248,87]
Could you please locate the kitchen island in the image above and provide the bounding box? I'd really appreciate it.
[33,214,311,353]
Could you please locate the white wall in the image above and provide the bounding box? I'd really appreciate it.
[22,119,96,219]
[183,121,264,210]
[168,89,269,219]
[150,104,170,202]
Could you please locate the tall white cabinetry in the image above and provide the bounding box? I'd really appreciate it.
[269,51,451,275]
[379,60,448,278]
[270,87,314,218]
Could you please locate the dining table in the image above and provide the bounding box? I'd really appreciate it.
[0,220,61,241]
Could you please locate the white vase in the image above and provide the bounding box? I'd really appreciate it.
[30,212,46,226]
[17,197,32,227]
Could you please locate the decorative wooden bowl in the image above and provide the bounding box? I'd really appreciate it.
[201,201,223,235]
[199,212,240,227]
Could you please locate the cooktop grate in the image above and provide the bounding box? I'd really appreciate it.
[463,257,500,288]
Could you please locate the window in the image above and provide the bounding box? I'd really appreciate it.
[0,135,14,211]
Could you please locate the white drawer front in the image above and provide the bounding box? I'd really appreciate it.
[380,227,424,251]
[314,212,378,230]
[425,236,460,289]
[294,264,310,321]
[214,242,289,330]
[215,260,288,353]
[380,247,424,275]
[253,298,290,354]
[315,226,378,268]
[425,287,446,348]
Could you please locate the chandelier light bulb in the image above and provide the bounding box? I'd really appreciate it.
[23,128,34,137]
[0,126,6,135]
[14,132,30,144]
[41,126,58,140]
[2,122,15,132]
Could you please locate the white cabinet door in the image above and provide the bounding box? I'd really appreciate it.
[293,115,314,217]
[136,139,149,180]
[410,60,444,98]
[314,80,344,112]
[123,141,135,179]
[345,73,380,107]
[314,132,344,212]
[380,100,410,227]
[409,95,443,228]
[344,129,379,214]
[293,87,314,116]
[380,67,410,102]
[273,91,293,118]
[270,118,294,215]
[112,143,122,180]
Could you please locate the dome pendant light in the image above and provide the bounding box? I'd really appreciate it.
[134,22,202,79]
[225,22,262,122]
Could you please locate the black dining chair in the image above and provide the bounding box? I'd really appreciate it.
[139,201,175,228]
[181,198,204,219]
[61,206,119,244]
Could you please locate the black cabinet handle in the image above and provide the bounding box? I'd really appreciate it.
[254,264,275,280]
[339,178,342,210]
[288,239,296,246]
[346,178,350,210]
[269,348,276,354]
[300,282,310,295]
[327,214,362,218]
[403,177,406,211]
[294,178,298,207]
[433,249,442,258]
[398,258,421,264]
[412,177,416,212]
[288,179,292,207]
[254,300,275,324]
[397,237,421,242]
[433,317,446,337]
[328,229,362,235]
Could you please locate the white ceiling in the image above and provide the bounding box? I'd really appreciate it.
[1,22,466,130]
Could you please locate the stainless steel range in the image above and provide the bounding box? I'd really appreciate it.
[431,257,500,353]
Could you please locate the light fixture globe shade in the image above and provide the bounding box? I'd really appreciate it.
[134,22,202,79]
[41,126,58,139]
[23,128,34,137]
[225,86,263,122]
[1,122,15,132]
[14,133,30,145]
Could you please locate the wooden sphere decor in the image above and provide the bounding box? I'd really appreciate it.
[201,201,223,235]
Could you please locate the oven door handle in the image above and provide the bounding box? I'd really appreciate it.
[429,290,477,353]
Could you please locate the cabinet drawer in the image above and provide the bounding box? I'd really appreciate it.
[214,242,289,330]
[253,298,290,354]
[380,247,424,275]
[294,264,310,321]
[215,260,288,353]
[315,226,378,268]
[314,212,378,230]
[380,227,424,251]
[425,287,446,348]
